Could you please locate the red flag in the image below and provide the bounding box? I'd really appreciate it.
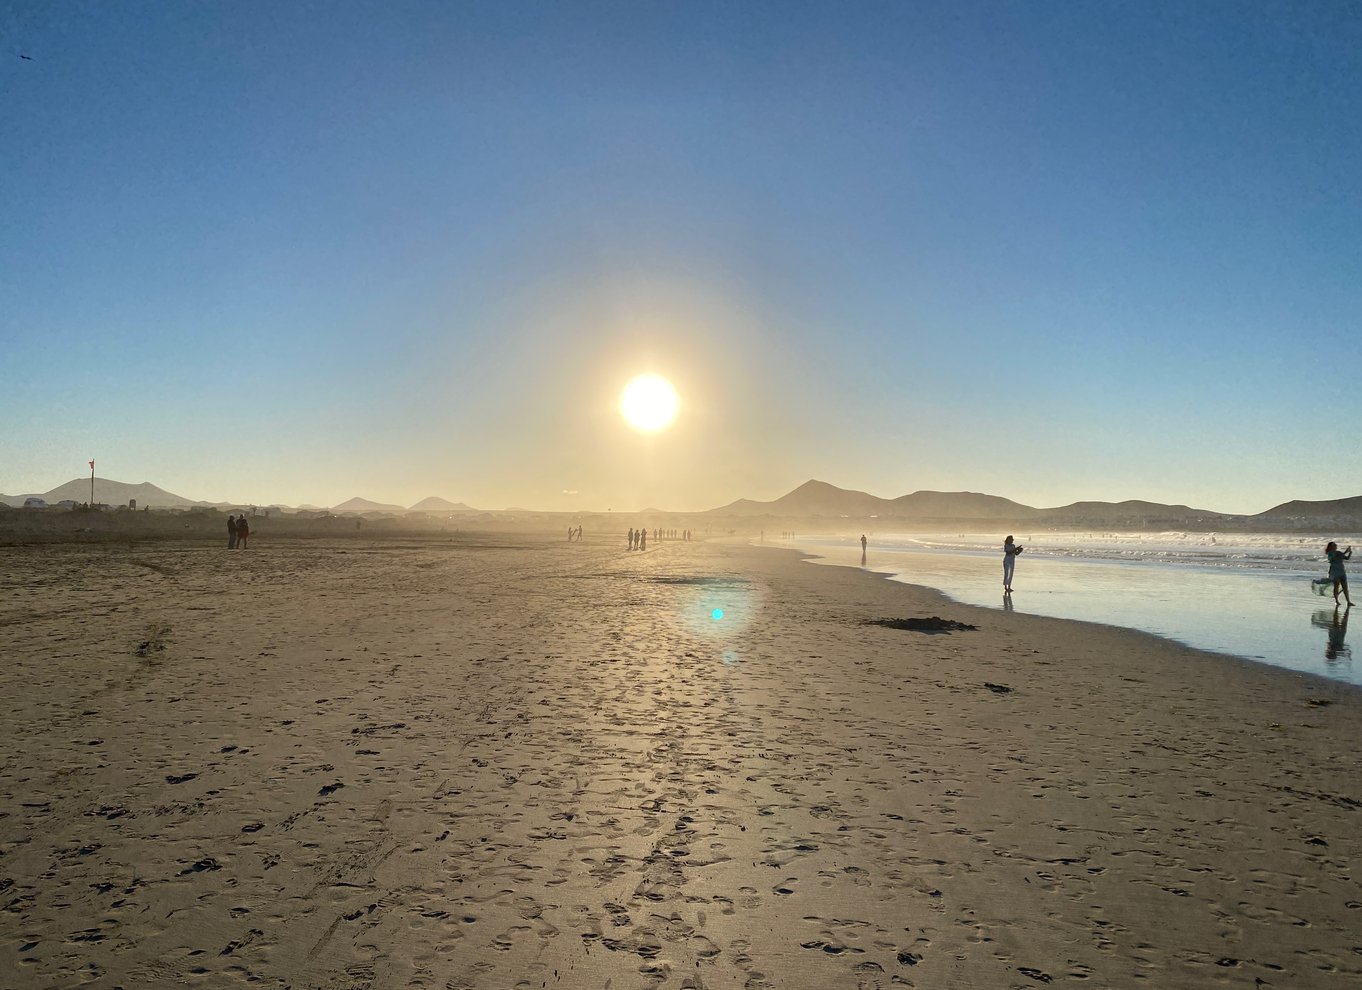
[89,459,95,470]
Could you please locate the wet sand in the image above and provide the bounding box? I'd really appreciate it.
[793,536,1362,687]
[1,536,1360,989]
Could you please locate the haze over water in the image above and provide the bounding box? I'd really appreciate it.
[792,533,1362,687]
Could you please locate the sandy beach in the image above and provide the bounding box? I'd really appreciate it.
[2,535,1361,990]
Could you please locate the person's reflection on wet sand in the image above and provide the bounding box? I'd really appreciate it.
[1003,591,1014,613]
[1311,607,1351,663]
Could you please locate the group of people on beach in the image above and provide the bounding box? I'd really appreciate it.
[226,514,250,550]
[626,527,693,551]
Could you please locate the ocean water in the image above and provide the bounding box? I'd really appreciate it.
[781,532,1362,687]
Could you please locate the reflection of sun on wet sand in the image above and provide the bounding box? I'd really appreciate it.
[1,535,1361,987]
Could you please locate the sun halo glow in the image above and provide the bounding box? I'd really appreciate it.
[619,374,679,433]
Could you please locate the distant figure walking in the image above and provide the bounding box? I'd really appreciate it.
[1326,541,1353,606]
[628,527,635,550]
[1003,535,1024,593]
[640,528,647,552]
[228,514,238,550]
[237,514,250,550]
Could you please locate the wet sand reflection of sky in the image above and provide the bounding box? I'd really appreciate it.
[793,539,1361,687]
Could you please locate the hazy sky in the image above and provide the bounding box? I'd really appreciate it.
[3,1,1359,513]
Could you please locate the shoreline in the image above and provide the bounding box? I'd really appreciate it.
[2,536,1360,987]
[783,536,1362,690]
[805,544,1362,698]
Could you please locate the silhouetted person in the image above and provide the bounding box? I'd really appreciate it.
[628,527,635,550]
[1326,541,1353,606]
[228,514,238,550]
[640,529,647,551]
[1003,535,1023,592]
[237,514,250,549]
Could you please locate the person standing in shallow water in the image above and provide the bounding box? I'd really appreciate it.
[1003,535,1024,593]
[1325,541,1353,606]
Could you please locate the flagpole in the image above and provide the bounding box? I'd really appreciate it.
[89,459,95,507]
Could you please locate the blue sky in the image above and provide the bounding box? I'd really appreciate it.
[2,1,1359,512]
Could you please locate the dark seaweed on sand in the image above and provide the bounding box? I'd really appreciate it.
[865,616,977,633]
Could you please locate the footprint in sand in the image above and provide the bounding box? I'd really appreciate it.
[691,933,721,958]
[843,865,871,886]
[490,925,532,951]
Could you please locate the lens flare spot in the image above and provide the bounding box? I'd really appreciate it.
[711,608,724,621]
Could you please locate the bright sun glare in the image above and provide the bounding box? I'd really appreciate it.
[619,374,679,433]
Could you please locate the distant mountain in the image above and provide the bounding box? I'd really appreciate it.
[408,496,476,512]
[1254,496,1362,522]
[893,490,1040,520]
[331,497,407,514]
[5,475,1359,529]
[0,477,204,508]
[709,479,1038,520]
[1035,498,1231,527]
[710,480,890,517]
[703,480,1273,528]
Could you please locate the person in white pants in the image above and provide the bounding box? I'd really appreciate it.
[1003,535,1024,593]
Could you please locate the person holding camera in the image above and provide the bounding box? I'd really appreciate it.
[1003,535,1024,593]
[1326,541,1353,607]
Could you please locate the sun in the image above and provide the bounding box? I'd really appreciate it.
[620,374,679,433]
